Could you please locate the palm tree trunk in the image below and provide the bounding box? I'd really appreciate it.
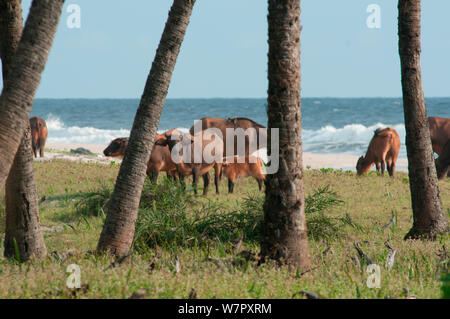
[97,0,196,256]
[260,0,311,268]
[0,0,64,189]
[0,0,47,260]
[4,124,46,260]
[0,0,22,74]
[398,0,449,239]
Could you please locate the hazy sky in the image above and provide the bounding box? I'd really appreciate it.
[11,0,450,98]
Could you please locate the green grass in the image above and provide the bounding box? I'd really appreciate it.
[0,160,449,298]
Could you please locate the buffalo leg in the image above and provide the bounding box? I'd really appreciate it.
[39,138,46,158]
[192,169,199,195]
[214,164,221,194]
[150,167,159,183]
[202,172,210,195]
[375,162,380,173]
[228,178,234,194]
[389,162,395,177]
[179,174,186,190]
[173,171,179,184]
[257,178,263,191]
[31,143,37,158]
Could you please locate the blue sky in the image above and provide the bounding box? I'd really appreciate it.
[11,0,450,98]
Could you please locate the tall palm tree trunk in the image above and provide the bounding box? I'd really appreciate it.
[97,0,196,256]
[260,0,311,268]
[0,0,47,260]
[0,0,64,189]
[398,0,449,239]
[4,125,46,259]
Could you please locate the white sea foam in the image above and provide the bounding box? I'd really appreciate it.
[46,115,130,144]
[302,122,406,156]
[45,115,192,144]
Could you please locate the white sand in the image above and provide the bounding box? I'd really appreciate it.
[40,142,408,171]
[302,153,408,171]
[46,143,106,155]
[38,142,115,165]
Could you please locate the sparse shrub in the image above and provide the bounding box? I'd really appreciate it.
[134,182,348,250]
[305,185,343,214]
[134,186,263,251]
[74,183,113,217]
[133,178,198,250]
[193,194,263,244]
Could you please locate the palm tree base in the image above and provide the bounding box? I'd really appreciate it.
[404,225,449,240]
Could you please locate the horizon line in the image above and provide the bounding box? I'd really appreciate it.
[32,96,450,100]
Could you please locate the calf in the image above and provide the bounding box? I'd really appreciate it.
[356,127,401,177]
[103,135,178,182]
[29,117,48,158]
[221,155,265,193]
[156,129,223,195]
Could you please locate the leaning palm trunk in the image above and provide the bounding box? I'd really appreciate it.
[97,0,196,256]
[260,0,311,268]
[0,0,47,260]
[4,125,46,259]
[0,0,64,189]
[398,0,449,239]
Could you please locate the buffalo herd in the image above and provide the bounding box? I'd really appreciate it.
[30,114,450,195]
[104,118,267,194]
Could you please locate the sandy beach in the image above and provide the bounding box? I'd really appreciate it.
[41,142,408,171]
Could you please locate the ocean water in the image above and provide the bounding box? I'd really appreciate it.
[29,98,450,158]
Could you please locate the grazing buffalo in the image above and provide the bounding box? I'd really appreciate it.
[189,117,267,157]
[29,116,48,158]
[103,135,178,182]
[428,116,450,155]
[156,129,223,195]
[435,139,450,179]
[103,137,129,159]
[356,127,401,177]
[221,155,265,193]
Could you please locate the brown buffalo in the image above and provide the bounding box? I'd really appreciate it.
[29,116,48,158]
[428,116,450,155]
[189,117,267,157]
[221,155,265,193]
[156,128,223,195]
[435,139,450,179]
[103,135,178,182]
[356,127,401,177]
[103,137,128,158]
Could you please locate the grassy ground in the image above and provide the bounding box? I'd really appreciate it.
[0,160,448,299]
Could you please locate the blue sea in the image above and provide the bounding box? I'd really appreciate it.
[29,98,450,158]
